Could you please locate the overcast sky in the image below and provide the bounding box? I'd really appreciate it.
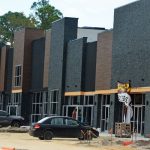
[0,0,138,29]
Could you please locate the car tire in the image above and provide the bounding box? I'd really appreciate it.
[78,137,84,140]
[38,137,44,140]
[11,121,20,127]
[44,131,53,140]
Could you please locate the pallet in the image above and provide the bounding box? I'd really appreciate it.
[115,122,131,138]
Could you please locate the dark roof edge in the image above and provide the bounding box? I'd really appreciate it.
[78,26,105,30]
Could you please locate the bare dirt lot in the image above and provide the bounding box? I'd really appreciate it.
[0,132,149,150]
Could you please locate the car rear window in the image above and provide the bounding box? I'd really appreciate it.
[38,117,50,123]
[0,111,8,116]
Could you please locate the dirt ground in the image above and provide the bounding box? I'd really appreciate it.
[0,132,149,150]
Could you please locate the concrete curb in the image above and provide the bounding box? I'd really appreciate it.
[0,126,30,133]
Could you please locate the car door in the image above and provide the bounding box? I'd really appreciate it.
[0,111,10,126]
[50,117,67,137]
[63,118,81,138]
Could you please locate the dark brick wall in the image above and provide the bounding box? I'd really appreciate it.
[43,30,51,88]
[21,92,32,123]
[13,29,26,90]
[13,28,45,91]
[48,17,78,114]
[95,31,112,90]
[5,47,13,92]
[0,46,13,110]
[0,46,13,92]
[12,28,44,122]
[65,37,87,92]
[84,41,97,91]
[49,18,78,90]
[31,38,45,90]
[0,46,7,91]
[23,28,45,92]
[112,0,150,88]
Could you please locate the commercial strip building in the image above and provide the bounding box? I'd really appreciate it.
[1,0,150,136]
[0,18,105,124]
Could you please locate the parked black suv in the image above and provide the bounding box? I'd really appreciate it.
[0,110,24,127]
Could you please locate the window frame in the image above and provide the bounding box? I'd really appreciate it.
[14,65,22,87]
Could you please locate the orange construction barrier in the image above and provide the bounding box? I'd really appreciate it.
[1,147,15,150]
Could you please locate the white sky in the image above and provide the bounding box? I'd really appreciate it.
[0,0,138,29]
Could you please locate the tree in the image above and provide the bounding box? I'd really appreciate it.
[0,11,35,47]
[30,0,63,29]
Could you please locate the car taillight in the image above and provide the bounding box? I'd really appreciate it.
[34,124,41,129]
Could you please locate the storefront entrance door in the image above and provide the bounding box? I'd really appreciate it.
[101,105,110,132]
[131,105,144,134]
[63,105,94,126]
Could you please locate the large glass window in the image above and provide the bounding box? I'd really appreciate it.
[100,95,110,132]
[9,93,21,105]
[32,92,43,123]
[31,91,48,123]
[43,92,48,115]
[14,65,22,87]
[7,93,22,116]
[84,95,95,105]
[64,96,83,105]
[130,94,145,134]
[50,90,59,115]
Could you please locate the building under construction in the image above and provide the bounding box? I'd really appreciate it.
[0,0,150,136]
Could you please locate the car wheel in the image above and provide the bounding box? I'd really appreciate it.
[38,137,44,140]
[44,131,53,140]
[11,121,20,127]
[78,137,84,140]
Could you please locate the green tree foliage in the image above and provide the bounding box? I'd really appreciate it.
[30,0,63,29]
[0,11,35,47]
